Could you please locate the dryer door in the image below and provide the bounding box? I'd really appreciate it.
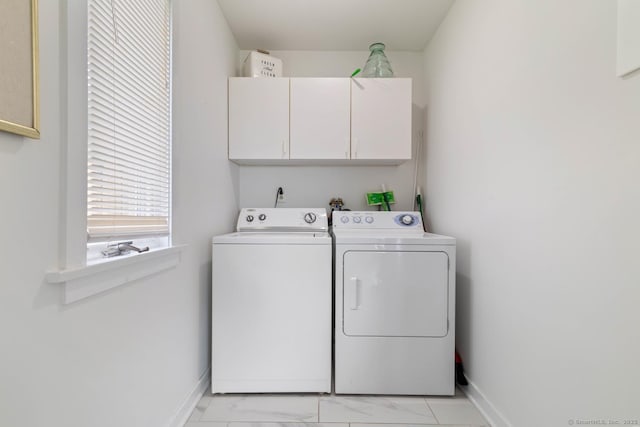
[342,250,449,337]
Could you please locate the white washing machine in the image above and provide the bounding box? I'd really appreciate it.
[211,208,332,393]
[332,211,456,395]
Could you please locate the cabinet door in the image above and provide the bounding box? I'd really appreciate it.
[351,78,412,160]
[290,78,351,159]
[228,78,289,160]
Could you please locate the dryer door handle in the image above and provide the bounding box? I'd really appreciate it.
[349,276,360,310]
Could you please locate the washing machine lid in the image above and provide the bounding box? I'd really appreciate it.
[332,230,456,246]
[213,231,331,245]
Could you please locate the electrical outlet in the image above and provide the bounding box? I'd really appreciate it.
[276,186,286,205]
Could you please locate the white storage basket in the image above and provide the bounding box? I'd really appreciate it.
[242,50,283,77]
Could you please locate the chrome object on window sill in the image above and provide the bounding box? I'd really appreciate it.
[102,241,150,258]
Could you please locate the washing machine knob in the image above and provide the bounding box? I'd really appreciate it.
[353,216,362,223]
[365,216,374,224]
[258,213,267,221]
[304,212,317,224]
[246,215,254,222]
[401,215,414,225]
[340,216,349,223]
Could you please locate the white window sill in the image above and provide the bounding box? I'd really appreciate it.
[46,245,186,304]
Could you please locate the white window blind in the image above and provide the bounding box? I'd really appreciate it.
[87,0,171,239]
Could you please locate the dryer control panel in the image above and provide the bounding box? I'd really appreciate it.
[237,208,328,232]
[332,211,422,230]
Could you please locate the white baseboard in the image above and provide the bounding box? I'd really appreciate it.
[168,367,211,427]
[460,378,511,427]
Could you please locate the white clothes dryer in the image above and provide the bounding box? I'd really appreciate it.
[211,208,332,393]
[332,211,456,395]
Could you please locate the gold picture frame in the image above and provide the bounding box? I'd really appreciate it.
[0,0,40,139]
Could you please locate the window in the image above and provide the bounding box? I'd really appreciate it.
[86,0,172,248]
[46,0,180,303]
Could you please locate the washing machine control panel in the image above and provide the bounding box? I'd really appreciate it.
[237,208,328,232]
[332,211,422,230]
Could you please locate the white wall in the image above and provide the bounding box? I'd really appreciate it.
[423,1,640,426]
[0,1,238,426]
[173,0,240,401]
[237,50,426,211]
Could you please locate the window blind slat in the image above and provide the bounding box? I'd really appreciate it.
[88,83,170,129]
[88,151,169,170]
[87,214,169,238]
[88,187,170,202]
[88,179,169,199]
[88,65,170,119]
[87,0,171,239]
[89,131,170,165]
[89,121,170,151]
[89,155,169,178]
[87,168,170,193]
[89,103,170,141]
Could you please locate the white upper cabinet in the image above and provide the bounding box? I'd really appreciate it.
[351,78,412,161]
[228,78,289,160]
[290,78,351,160]
[228,77,412,164]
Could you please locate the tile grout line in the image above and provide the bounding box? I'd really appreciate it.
[424,397,441,425]
[193,395,209,422]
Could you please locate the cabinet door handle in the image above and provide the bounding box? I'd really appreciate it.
[350,276,360,310]
[353,137,358,159]
[281,140,287,158]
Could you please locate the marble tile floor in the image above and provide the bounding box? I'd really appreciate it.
[184,387,490,427]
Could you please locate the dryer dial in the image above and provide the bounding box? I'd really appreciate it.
[401,215,414,225]
[246,215,254,222]
[304,212,317,224]
[258,213,267,221]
